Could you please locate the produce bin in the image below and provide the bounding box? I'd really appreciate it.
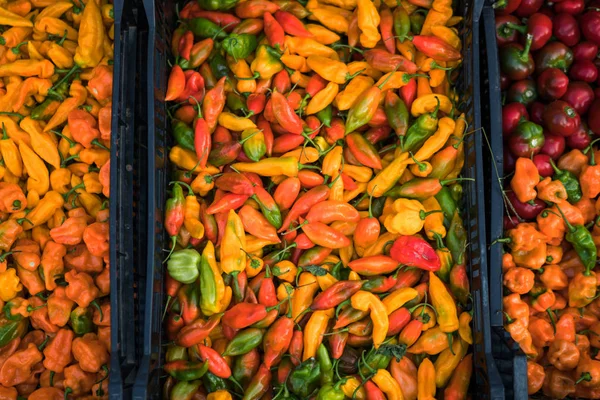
[133,0,504,398]
[480,4,529,399]
[109,0,146,397]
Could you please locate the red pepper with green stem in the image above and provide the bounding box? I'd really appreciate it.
[176,314,221,347]
[500,33,535,80]
[177,284,201,325]
[206,192,249,214]
[311,281,363,310]
[363,49,418,74]
[263,12,284,50]
[215,172,255,195]
[380,5,395,54]
[203,76,227,133]
[252,185,282,229]
[390,236,441,271]
[412,36,462,62]
[164,182,185,261]
[298,245,332,267]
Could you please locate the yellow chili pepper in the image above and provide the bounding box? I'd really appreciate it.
[434,338,468,388]
[303,308,334,360]
[201,241,226,316]
[376,71,419,91]
[421,0,453,35]
[356,0,381,48]
[367,152,410,197]
[218,112,257,131]
[184,195,205,240]
[384,198,426,235]
[20,117,60,169]
[36,2,74,19]
[305,24,341,45]
[411,94,453,116]
[335,76,374,111]
[0,268,22,301]
[382,287,418,314]
[273,260,298,283]
[373,369,405,400]
[34,16,78,40]
[340,376,366,399]
[231,157,299,177]
[431,25,461,50]
[407,117,456,163]
[344,165,373,182]
[307,56,349,84]
[0,59,54,78]
[280,54,311,73]
[429,271,459,332]
[350,290,388,348]
[306,0,352,33]
[319,0,357,9]
[292,272,319,320]
[458,311,473,345]
[285,36,340,59]
[306,81,339,115]
[47,42,74,68]
[417,358,436,400]
[422,196,446,239]
[74,0,105,67]
[19,140,49,196]
[22,191,64,230]
[0,128,22,178]
[220,209,246,275]
[228,57,256,93]
[50,168,71,194]
[0,6,33,26]
[283,147,320,164]
[347,61,383,80]
[83,172,103,194]
[169,146,219,174]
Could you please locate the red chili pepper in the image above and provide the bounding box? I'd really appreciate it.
[306,74,328,97]
[214,172,255,195]
[400,77,417,109]
[198,344,232,378]
[347,334,373,346]
[263,316,294,368]
[176,314,221,347]
[398,318,423,347]
[273,133,305,154]
[206,193,249,214]
[387,307,412,336]
[271,91,304,134]
[273,70,291,94]
[312,280,363,310]
[164,183,185,258]
[449,263,469,305]
[178,284,201,325]
[340,173,358,191]
[279,184,330,232]
[305,200,360,224]
[362,275,398,293]
[380,5,395,53]
[166,313,184,341]
[178,31,194,61]
[164,272,182,315]
[298,246,332,267]
[412,35,462,62]
[348,255,399,276]
[328,331,349,359]
[247,93,267,116]
[392,269,423,291]
[166,65,186,101]
[244,364,271,399]
[364,125,392,145]
[298,170,325,188]
[288,330,303,365]
[299,218,351,249]
[274,10,313,37]
[258,274,278,307]
[193,117,210,169]
[263,12,285,50]
[199,200,218,243]
[277,358,294,384]
[256,115,273,156]
[364,380,386,400]
[333,307,369,329]
[176,71,205,103]
[364,49,418,73]
[192,10,241,31]
[390,236,441,271]
[324,118,345,144]
[346,132,383,169]
[203,77,227,132]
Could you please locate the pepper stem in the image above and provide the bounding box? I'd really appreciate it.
[520,33,533,63]
[377,65,402,90]
[0,112,24,121]
[504,22,527,35]
[576,372,592,384]
[440,177,475,185]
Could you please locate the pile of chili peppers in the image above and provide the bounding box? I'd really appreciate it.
[0,0,113,399]
[496,0,600,397]
[162,0,475,398]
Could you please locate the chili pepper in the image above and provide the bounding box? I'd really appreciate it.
[70,307,93,335]
[164,359,209,381]
[390,235,440,271]
[167,249,200,284]
[288,357,321,397]
[444,353,472,400]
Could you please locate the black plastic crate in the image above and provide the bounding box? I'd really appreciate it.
[133,0,503,397]
[480,4,529,400]
[109,0,144,397]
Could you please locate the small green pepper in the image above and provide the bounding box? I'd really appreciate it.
[164,360,209,381]
[288,358,321,398]
[170,380,202,400]
[223,328,264,356]
[316,383,346,400]
[556,206,597,274]
[198,0,239,11]
[435,186,457,228]
[172,120,195,152]
[70,307,94,335]
[189,18,229,39]
[317,343,333,385]
[202,371,229,392]
[446,210,467,266]
[0,314,28,347]
[167,249,201,284]
[316,104,333,128]
[222,33,258,60]
[210,52,230,80]
[402,101,439,152]
[166,345,188,363]
[550,159,582,203]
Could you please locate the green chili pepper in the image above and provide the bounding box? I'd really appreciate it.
[210,51,230,80]
[393,6,411,42]
[226,92,249,114]
[316,383,346,400]
[556,206,597,275]
[198,252,218,317]
[435,186,457,227]
[31,82,68,120]
[172,120,195,152]
[401,103,439,153]
[233,350,259,387]
[288,358,321,397]
[223,33,258,60]
[164,360,209,381]
[170,380,202,400]
[0,314,28,347]
[167,249,201,284]
[69,307,94,335]
[410,12,425,35]
[166,345,188,363]
[223,328,264,356]
[450,183,463,203]
[198,0,239,11]
[316,104,333,128]
[189,18,229,39]
[550,159,582,203]
[202,371,229,392]
[446,210,467,266]
[317,343,333,385]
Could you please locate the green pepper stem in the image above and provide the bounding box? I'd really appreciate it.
[0,112,24,121]
[440,177,475,185]
[169,180,194,195]
[520,33,533,62]
[504,22,527,35]
[238,129,261,145]
[377,65,401,90]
